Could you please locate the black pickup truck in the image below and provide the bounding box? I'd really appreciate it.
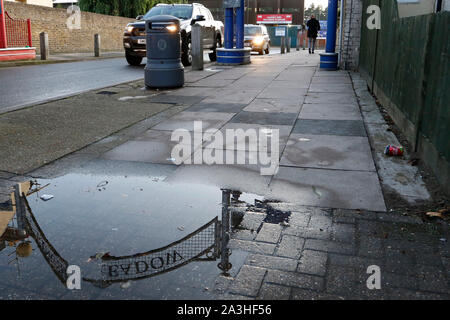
[123,3,224,66]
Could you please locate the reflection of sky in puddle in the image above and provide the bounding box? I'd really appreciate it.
[0,172,263,299]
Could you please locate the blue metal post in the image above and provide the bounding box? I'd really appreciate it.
[217,0,250,65]
[235,0,245,49]
[319,0,339,70]
[224,8,234,49]
[325,0,338,53]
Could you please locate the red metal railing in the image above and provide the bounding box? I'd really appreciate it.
[4,11,32,48]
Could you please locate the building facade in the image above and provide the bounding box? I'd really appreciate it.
[188,0,304,25]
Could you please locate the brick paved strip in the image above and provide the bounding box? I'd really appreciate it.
[228,239,276,255]
[297,250,328,276]
[228,265,267,297]
[255,223,282,243]
[240,212,266,231]
[257,283,291,300]
[265,269,324,291]
[275,235,305,259]
[246,253,298,272]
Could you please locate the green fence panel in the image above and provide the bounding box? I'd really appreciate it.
[359,0,450,180]
[421,12,450,159]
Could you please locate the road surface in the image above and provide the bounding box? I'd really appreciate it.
[0,58,147,114]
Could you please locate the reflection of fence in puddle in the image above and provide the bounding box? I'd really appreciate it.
[2,183,234,288]
[85,217,220,287]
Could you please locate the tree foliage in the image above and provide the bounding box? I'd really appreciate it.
[304,3,328,23]
[78,0,186,18]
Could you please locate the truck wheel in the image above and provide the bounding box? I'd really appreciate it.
[126,53,143,66]
[265,44,270,54]
[181,36,192,67]
[209,35,222,62]
[258,49,264,55]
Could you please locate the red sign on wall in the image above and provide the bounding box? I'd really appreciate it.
[256,14,293,24]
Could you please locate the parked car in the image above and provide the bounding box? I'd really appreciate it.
[244,24,270,55]
[123,3,224,66]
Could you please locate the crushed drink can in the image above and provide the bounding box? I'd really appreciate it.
[384,145,404,156]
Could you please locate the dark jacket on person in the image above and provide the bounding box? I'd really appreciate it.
[306,18,320,38]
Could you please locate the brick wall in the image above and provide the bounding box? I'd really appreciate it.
[4,2,134,54]
[340,0,362,70]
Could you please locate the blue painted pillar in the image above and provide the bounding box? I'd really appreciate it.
[224,8,234,49]
[325,0,338,53]
[319,0,339,70]
[235,0,245,49]
[217,0,251,65]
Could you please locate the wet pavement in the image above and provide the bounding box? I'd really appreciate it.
[1,50,448,300]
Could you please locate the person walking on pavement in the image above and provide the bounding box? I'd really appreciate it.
[306,14,320,54]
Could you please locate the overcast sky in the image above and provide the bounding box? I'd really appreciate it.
[304,0,329,8]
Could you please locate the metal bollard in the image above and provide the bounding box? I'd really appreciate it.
[286,36,291,53]
[94,34,101,57]
[280,36,285,54]
[191,24,203,71]
[39,32,49,60]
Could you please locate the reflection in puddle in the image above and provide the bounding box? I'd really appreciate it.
[0,177,264,299]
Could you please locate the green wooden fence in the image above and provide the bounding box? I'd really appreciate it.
[359,0,449,194]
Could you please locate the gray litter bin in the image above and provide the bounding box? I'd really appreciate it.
[145,15,184,88]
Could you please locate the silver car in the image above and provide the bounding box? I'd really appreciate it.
[244,24,270,55]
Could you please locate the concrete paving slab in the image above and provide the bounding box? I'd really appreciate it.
[102,138,195,165]
[230,111,298,126]
[314,71,350,77]
[186,102,246,113]
[309,83,354,93]
[299,103,362,120]
[210,123,293,152]
[201,89,262,104]
[305,92,358,105]
[186,79,235,87]
[293,119,367,137]
[311,76,352,84]
[167,164,272,195]
[147,94,207,105]
[191,148,280,173]
[170,111,235,121]
[167,87,211,97]
[257,87,308,100]
[267,80,310,89]
[151,111,234,132]
[268,166,386,211]
[151,118,227,132]
[280,134,376,171]
[244,98,302,114]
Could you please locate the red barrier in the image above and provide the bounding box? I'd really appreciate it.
[4,11,32,48]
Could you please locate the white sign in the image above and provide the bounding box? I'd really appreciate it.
[275,27,286,37]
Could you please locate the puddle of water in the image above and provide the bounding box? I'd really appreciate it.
[0,174,262,299]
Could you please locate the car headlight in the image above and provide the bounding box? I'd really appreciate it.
[253,36,264,45]
[166,24,178,32]
[126,25,134,33]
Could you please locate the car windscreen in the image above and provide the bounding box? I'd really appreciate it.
[244,26,262,36]
[143,5,193,20]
